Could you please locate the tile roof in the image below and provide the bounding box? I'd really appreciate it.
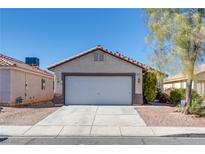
[48,45,156,72]
[0,54,53,77]
[0,57,15,66]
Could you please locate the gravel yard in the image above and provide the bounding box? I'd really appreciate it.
[0,102,60,125]
[136,106,205,127]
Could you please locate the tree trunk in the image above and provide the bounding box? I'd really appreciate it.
[183,79,193,114]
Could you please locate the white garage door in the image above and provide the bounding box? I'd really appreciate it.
[65,76,132,105]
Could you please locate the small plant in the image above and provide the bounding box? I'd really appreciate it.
[189,91,204,116]
[143,72,157,103]
[170,88,185,104]
[192,90,200,100]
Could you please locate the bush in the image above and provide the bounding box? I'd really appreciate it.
[189,91,204,115]
[170,88,185,104]
[192,89,200,100]
[189,97,203,114]
[143,72,157,103]
[170,88,204,115]
[156,88,170,103]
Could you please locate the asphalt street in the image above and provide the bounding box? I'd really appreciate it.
[1,137,205,145]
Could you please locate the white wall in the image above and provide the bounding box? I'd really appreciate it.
[195,72,205,97]
[163,83,172,89]
[163,82,182,90]
[50,50,143,95]
[196,82,205,96]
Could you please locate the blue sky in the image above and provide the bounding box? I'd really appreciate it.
[0,9,151,69]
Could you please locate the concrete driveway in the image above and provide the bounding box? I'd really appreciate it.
[24,106,146,136]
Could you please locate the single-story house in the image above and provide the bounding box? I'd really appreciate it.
[164,64,205,98]
[48,45,158,105]
[0,54,54,106]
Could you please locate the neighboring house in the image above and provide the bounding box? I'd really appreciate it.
[164,64,205,98]
[0,54,54,106]
[48,45,158,105]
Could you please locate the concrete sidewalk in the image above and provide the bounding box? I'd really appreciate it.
[1,125,205,137]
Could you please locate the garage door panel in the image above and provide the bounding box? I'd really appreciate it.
[65,76,132,105]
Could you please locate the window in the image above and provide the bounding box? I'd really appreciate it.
[41,79,46,90]
[94,52,104,61]
[180,81,186,88]
[202,82,205,95]
[183,81,186,88]
[196,82,202,95]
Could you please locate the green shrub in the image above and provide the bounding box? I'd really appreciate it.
[143,72,157,102]
[170,88,204,115]
[170,88,200,104]
[192,89,200,100]
[189,91,204,115]
[170,88,185,104]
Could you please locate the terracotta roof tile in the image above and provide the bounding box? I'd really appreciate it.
[0,57,15,66]
[48,45,156,72]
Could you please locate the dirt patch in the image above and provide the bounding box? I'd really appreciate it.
[0,102,60,125]
[136,106,205,127]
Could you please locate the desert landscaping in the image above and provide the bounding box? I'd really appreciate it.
[0,102,60,125]
[136,106,205,127]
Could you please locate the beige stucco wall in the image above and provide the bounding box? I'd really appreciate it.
[50,50,143,95]
[10,69,54,104]
[0,67,54,105]
[0,69,11,103]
